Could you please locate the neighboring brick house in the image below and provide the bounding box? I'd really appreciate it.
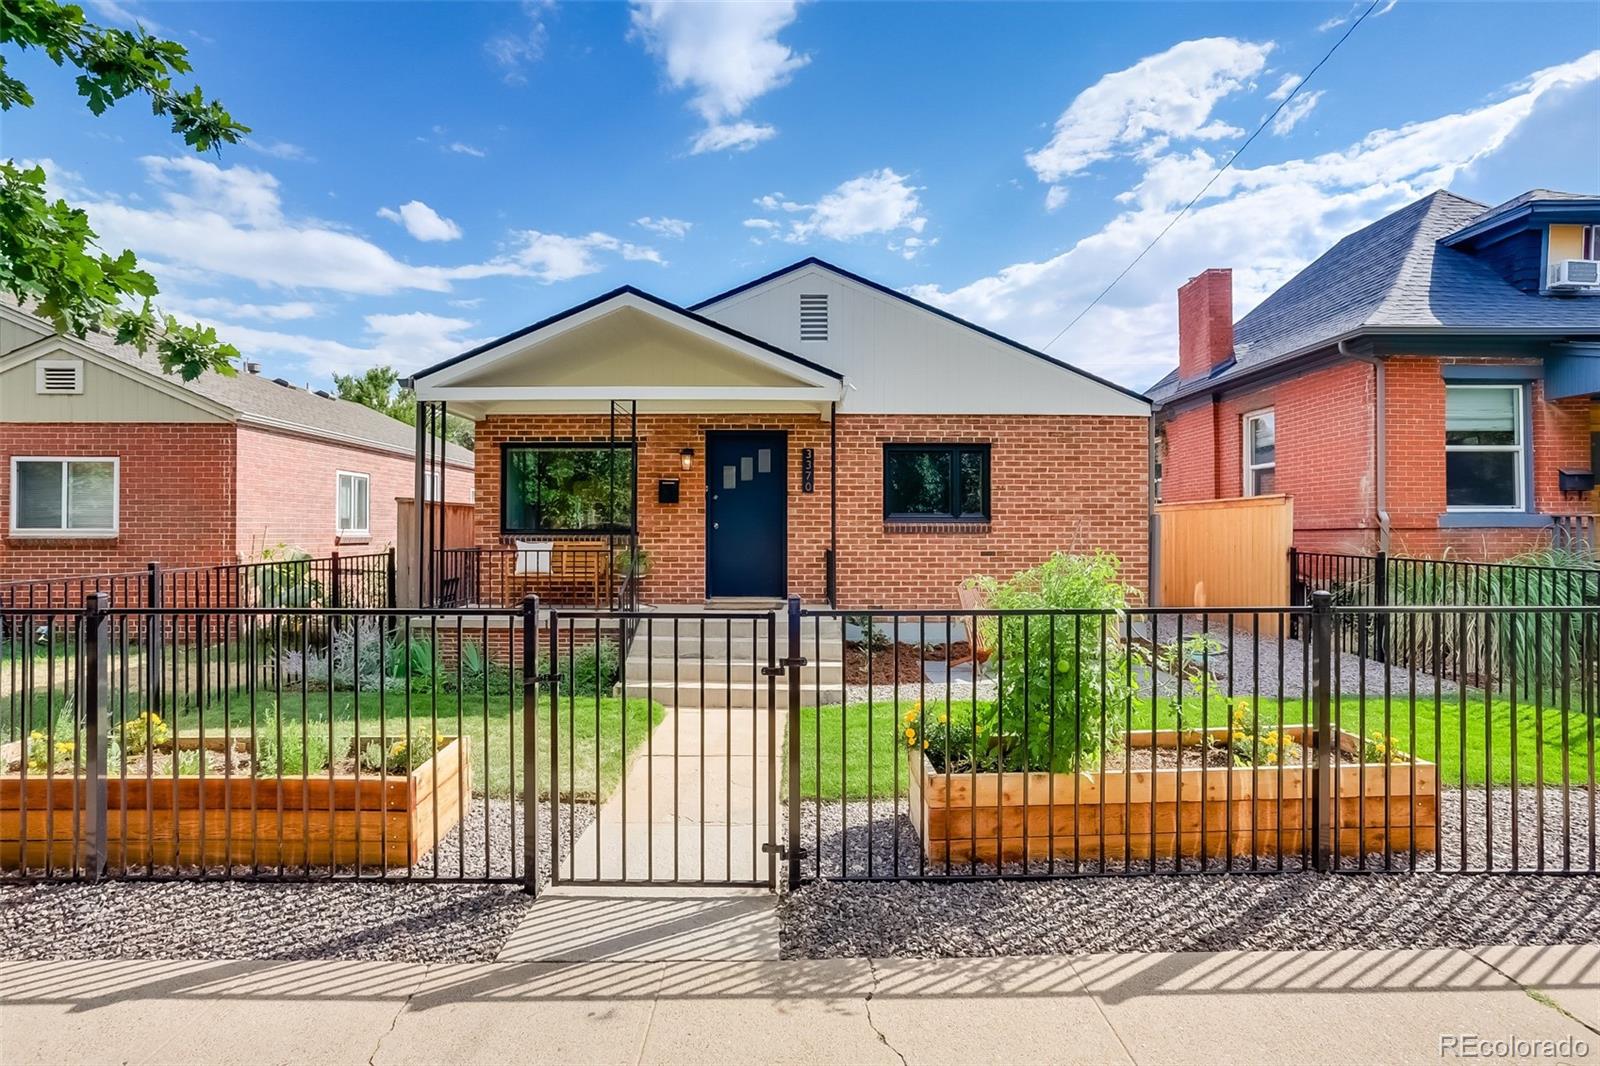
[0,300,472,586]
[409,259,1152,608]
[1150,190,1600,560]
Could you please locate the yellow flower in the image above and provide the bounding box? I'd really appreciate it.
[903,727,915,741]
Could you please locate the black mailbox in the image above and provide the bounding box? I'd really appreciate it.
[658,478,680,504]
[1558,469,1595,494]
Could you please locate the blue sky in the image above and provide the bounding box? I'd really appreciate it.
[8,1,1599,390]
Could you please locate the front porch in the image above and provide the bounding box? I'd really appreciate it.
[409,288,847,611]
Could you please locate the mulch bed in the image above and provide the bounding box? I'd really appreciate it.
[843,641,971,685]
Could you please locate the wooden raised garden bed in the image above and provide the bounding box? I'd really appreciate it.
[0,736,471,871]
[910,726,1436,865]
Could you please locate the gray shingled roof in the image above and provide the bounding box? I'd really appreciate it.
[6,299,470,464]
[1149,190,1600,404]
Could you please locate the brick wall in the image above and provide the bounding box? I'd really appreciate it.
[1159,355,1595,561]
[1382,357,1593,559]
[235,425,472,560]
[472,412,1151,609]
[1,422,237,584]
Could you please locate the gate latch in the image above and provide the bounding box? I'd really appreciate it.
[761,843,807,859]
[760,656,808,677]
[533,671,562,686]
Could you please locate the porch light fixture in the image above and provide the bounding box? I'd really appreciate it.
[680,448,694,471]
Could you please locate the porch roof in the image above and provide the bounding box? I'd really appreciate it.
[410,287,845,419]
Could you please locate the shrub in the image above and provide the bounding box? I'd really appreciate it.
[121,711,170,757]
[951,553,1139,772]
[357,727,442,775]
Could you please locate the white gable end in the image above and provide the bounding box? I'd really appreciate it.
[696,264,1148,416]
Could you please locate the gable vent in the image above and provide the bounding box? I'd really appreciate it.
[35,360,83,395]
[799,293,828,342]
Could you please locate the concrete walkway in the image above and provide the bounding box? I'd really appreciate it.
[5,946,1598,1065]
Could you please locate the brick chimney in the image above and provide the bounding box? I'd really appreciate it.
[1177,268,1234,382]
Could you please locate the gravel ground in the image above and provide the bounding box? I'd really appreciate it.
[783,786,1600,957]
[1147,616,1457,699]
[0,800,595,963]
[837,617,1455,706]
[780,871,1600,958]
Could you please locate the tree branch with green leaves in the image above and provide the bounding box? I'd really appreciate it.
[0,0,249,379]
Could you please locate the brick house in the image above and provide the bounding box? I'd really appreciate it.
[408,259,1151,609]
[0,300,472,586]
[1150,190,1600,559]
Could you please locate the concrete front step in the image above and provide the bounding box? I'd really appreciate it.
[622,657,844,684]
[624,680,843,708]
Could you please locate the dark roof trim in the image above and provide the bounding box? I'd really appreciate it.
[1442,197,1600,247]
[689,256,1152,408]
[411,284,843,384]
[1155,323,1600,407]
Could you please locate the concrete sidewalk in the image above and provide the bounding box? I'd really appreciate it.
[4,946,1598,1065]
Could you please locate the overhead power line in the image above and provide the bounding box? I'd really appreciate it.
[1041,0,1384,352]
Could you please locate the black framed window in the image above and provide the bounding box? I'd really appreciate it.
[501,443,635,534]
[883,444,990,522]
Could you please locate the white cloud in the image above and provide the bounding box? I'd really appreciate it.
[377,200,464,242]
[1044,185,1070,212]
[909,49,1600,388]
[179,297,323,322]
[244,139,312,162]
[85,0,163,31]
[1270,89,1325,135]
[748,169,928,253]
[486,0,555,85]
[1025,37,1273,185]
[82,155,655,296]
[499,231,665,283]
[447,141,488,158]
[690,121,777,154]
[629,0,808,153]
[177,309,483,379]
[1267,73,1303,101]
[635,216,692,239]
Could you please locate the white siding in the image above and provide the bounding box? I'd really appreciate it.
[697,264,1148,416]
[0,352,222,423]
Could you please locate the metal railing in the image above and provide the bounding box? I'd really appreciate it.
[0,550,396,620]
[2,597,533,884]
[787,597,1598,885]
[433,546,618,610]
[6,594,1596,890]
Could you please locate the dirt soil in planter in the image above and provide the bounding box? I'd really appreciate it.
[924,739,1311,776]
[1,742,439,779]
[844,641,971,685]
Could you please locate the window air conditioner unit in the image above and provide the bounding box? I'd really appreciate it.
[1549,259,1600,290]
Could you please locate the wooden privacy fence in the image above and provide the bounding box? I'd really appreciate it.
[1154,495,1292,626]
[395,498,475,607]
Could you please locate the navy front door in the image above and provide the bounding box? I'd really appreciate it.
[706,431,787,598]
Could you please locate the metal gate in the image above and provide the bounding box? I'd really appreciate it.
[543,608,786,888]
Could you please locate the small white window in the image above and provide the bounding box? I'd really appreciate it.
[10,457,118,536]
[1242,410,1275,497]
[336,471,371,536]
[1583,225,1600,260]
[423,469,443,501]
[1445,384,1524,511]
[35,360,84,395]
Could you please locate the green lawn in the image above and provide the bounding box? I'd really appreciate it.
[798,691,1598,801]
[15,686,661,802]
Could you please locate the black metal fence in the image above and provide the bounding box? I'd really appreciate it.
[0,551,396,624]
[2,598,533,884]
[788,598,1598,885]
[4,595,1596,889]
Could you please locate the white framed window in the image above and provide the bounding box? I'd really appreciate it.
[1242,410,1276,496]
[1583,224,1600,260]
[336,470,371,537]
[1445,384,1525,511]
[9,457,119,537]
